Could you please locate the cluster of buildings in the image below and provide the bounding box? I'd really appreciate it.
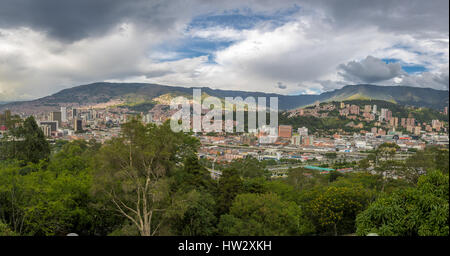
[289,101,335,118]
[335,103,446,136]
[1,100,448,169]
[31,106,167,143]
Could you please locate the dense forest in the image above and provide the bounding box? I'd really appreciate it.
[0,117,448,236]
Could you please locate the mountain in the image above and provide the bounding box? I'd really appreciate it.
[0,82,448,114]
[318,84,449,110]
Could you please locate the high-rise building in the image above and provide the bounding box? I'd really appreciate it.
[0,110,11,126]
[72,108,78,119]
[406,118,415,127]
[144,113,153,124]
[432,120,441,131]
[291,135,301,145]
[278,125,292,138]
[306,135,314,145]
[74,119,83,132]
[364,105,371,113]
[386,110,392,121]
[87,110,92,121]
[406,125,414,133]
[349,105,360,115]
[51,111,62,126]
[401,118,406,127]
[372,105,377,115]
[414,126,421,136]
[40,125,52,137]
[298,127,308,136]
[39,121,58,132]
[380,108,391,121]
[61,107,67,122]
[389,117,398,127]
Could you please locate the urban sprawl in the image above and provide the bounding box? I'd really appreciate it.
[1,101,448,178]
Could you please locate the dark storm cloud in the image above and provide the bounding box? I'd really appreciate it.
[1,0,448,41]
[0,0,194,41]
[0,0,292,42]
[338,56,405,84]
[306,0,449,37]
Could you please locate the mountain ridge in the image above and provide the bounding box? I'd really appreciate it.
[0,82,448,114]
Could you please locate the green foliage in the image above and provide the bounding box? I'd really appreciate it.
[286,167,326,191]
[0,116,50,164]
[217,168,243,215]
[356,170,449,236]
[92,119,198,236]
[403,147,449,182]
[327,170,344,183]
[279,113,358,134]
[325,152,337,159]
[218,193,314,236]
[0,220,17,236]
[306,184,373,235]
[228,157,271,178]
[169,190,217,236]
[0,115,447,237]
[173,155,215,192]
[0,141,119,236]
[118,101,156,113]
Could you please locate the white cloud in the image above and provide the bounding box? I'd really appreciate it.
[0,23,178,100]
[0,1,448,101]
[397,66,449,90]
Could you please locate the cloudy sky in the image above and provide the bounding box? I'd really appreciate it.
[0,0,448,101]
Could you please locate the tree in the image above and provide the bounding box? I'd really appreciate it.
[286,167,325,191]
[401,147,449,183]
[0,160,99,236]
[0,220,17,236]
[309,184,372,235]
[229,157,270,178]
[327,170,344,183]
[325,152,337,159]
[376,143,400,161]
[357,158,370,171]
[92,119,196,236]
[216,168,243,216]
[356,170,449,236]
[0,116,50,164]
[218,193,314,236]
[169,190,217,236]
[173,155,214,193]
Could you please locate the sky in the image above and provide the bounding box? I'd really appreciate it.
[0,0,448,101]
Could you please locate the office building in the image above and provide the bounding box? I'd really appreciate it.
[278,125,293,138]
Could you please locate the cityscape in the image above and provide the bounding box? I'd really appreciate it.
[0,0,448,246]
[2,97,447,172]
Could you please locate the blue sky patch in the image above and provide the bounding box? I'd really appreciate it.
[188,6,300,30]
[382,58,428,74]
